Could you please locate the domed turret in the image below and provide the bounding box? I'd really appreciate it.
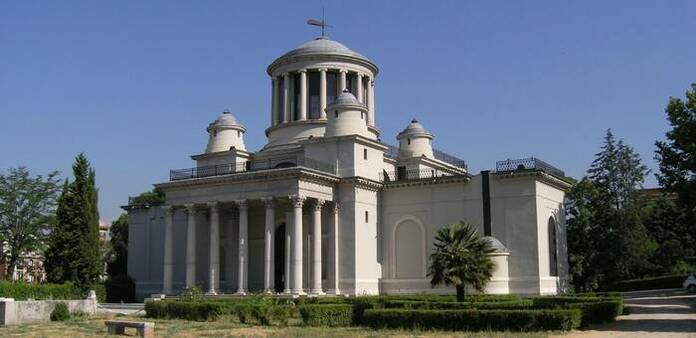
[262,36,379,150]
[205,111,246,153]
[397,119,433,158]
[324,90,371,138]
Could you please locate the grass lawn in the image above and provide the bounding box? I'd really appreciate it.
[0,314,554,337]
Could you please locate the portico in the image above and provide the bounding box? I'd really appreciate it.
[158,192,339,296]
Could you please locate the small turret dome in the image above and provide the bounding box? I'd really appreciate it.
[205,111,246,153]
[324,90,371,139]
[483,236,509,253]
[397,119,434,158]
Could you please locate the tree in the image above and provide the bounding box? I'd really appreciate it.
[655,83,696,252]
[428,222,495,301]
[106,213,128,277]
[566,130,654,290]
[641,196,693,274]
[44,154,102,286]
[0,167,60,279]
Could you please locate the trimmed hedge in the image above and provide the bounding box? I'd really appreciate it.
[362,308,582,331]
[383,300,534,310]
[299,304,353,327]
[0,281,82,300]
[145,300,230,321]
[603,275,687,292]
[532,296,623,326]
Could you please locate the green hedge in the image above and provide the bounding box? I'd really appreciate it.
[0,282,82,300]
[362,309,582,331]
[383,300,534,310]
[299,304,353,327]
[603,275,687,292]
[532,296,623,326]
[145,300,295,324]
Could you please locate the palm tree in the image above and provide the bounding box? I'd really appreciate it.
[428,222,495,302]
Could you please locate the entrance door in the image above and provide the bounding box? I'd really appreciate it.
[274,223,286,293]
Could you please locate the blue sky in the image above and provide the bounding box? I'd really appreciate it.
[2,1,695,222]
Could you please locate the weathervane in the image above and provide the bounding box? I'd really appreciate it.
[307,8,332,37]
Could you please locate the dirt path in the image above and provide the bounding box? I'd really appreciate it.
[559,289,696,337]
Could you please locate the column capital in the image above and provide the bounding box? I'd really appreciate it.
[184,203,196,213]
[261,197,275,209]
[235,199,248,210]
[312,199,325,211]
[161,205,174,215]
[357,73,364,78]
[317,67,328,72]
[207,201,219,212]
[329,201,340,213]
[289,195,305,208]
[298,68,307,74]
[282,72,290,78]
[339,68,348,74]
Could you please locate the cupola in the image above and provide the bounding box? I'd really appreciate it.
[323,90,371,138]
[205,111,246,153]
[396,119,434,158]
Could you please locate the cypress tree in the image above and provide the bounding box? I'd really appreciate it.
[44,153,101,286]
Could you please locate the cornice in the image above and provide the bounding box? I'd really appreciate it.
[191,149,252,161]
[339,176,384,192]
[493,170,573,191]
[382,175,470,189]
[155,167,339,191]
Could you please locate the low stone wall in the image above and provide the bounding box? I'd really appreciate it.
[0,297,97,325]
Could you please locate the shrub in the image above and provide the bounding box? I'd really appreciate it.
[144,300,230,321]
[50,302,70,321]
[362,308,582,331]
[383,299,534,310]
[144,301,168,318]
[179,285,204,302]
[299,304,353,327]
[104,275,135,303]
[531,296,623,326]
[603,275,687,292]
[0,281,82,300]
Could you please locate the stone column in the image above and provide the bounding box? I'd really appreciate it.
[356,73,364,103]
[207,202,220,295]
[319,68,327,119]
[299,69,307,120]
[339,69,347,92]
[284,211,292,294]
[262,198,275,293]
[236,199,248,295]
[290,195,305,294]
[327,202,340,294]
[283,73,291,122]
[310,200,324,294]
[184,204,197,288]
[368,77,375,127]
[162,205,174,295]
[271,77,279,126]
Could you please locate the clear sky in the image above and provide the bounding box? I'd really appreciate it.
[2,1,695,223]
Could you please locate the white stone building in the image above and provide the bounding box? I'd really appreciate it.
[125,36,570,299]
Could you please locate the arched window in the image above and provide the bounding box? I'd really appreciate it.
[548,217,558,276]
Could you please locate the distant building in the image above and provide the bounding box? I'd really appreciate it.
[0,243,46,283]
[99,220,111,243]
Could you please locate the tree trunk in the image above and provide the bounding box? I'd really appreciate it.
[456,284,465,302]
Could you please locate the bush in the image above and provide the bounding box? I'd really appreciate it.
[383,299,534,310]
[532,296,623,326]
[0,281,83,300]
[603,275,687,292]
[179,285,204,302]
[104,275,135,303]
[299,304,353,327]
[362,308,582,331]
[145,300,230,321]
[50,302,70,321]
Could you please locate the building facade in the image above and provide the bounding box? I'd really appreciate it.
[126,36,571,299]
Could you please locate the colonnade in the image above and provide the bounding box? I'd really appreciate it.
[270,68,375,127]
[160,196,339,296]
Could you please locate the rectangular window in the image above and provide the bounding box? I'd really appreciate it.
[277,78,285,123]
[327,71,338,104]
[293,73,301,120]
[308,71,320,119]
[363,148,368,160]
[365,211,369,223]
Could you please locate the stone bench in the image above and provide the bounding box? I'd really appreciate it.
[105,320,154,337]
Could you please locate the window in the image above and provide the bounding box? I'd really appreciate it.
[363,148,368,160]
[237,131,241,137]
[548,217,558,276]
[365,211,369,223]
[293,73,301,120]
[277,77,285,124]
[334,111,338,118]
[327,71,338,103]
[346,73,354,94]
[407,138,411,145]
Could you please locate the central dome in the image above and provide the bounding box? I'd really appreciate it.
[267,36,378,75]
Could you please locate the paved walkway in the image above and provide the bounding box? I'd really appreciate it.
[560,289,696,337]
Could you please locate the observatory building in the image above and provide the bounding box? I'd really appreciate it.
[125,36,571,299]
